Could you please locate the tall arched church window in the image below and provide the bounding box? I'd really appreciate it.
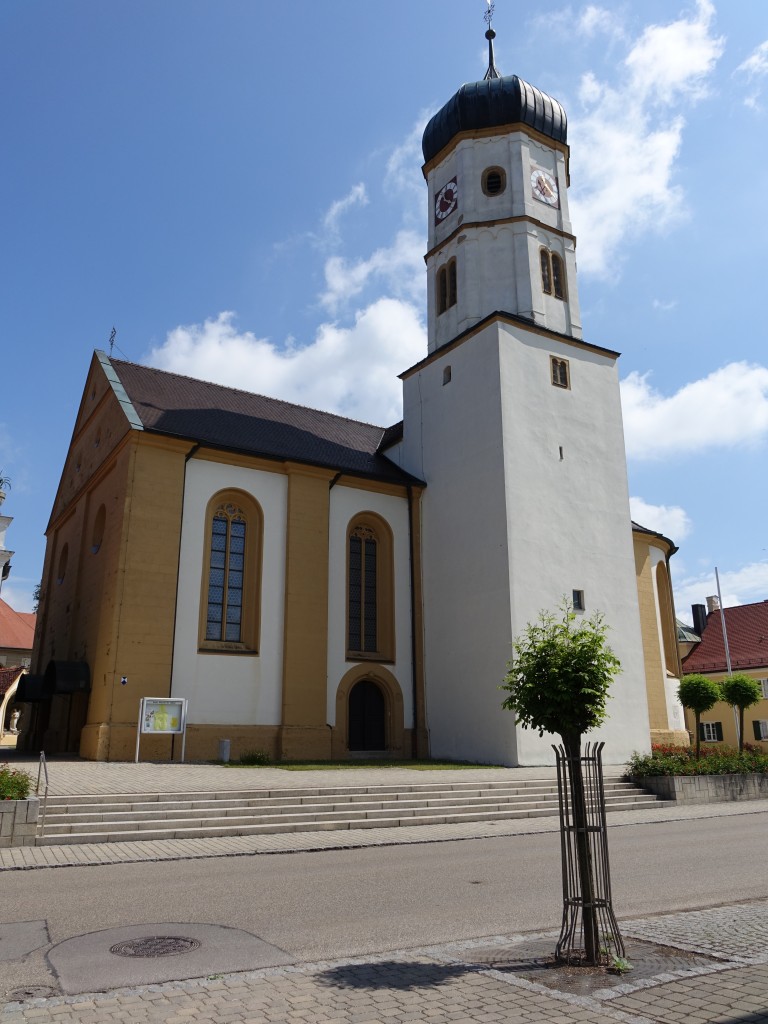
[347,515,394,661]
[540,248,566,300]
[655,561,679,677]
[200,491,263,652]
[437,258,457,315]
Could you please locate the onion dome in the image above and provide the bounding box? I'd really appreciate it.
[422,74,568,166]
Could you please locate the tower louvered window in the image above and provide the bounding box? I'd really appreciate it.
[437,259,458,315]
[541,249,566,300]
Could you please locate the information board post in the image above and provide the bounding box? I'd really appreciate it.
[135,697,189,763]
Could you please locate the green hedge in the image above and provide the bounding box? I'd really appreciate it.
[627,744,768,778]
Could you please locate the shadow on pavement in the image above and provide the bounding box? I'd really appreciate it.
[316,960,477,990]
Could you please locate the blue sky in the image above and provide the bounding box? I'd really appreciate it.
[2,1,767,623]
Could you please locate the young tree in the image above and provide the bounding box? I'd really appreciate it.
[720,674,762,752]
[678,674,721,758]
[501,604,620,965]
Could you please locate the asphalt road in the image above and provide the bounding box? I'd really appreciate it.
[1,813,766,965]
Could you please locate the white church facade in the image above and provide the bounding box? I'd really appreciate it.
[19,33,689,764]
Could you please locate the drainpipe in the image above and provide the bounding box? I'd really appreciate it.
[407,485,419,759]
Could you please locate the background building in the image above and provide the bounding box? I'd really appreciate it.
[682,598,768,748]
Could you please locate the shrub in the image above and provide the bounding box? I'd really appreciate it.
[721,674,762,752]
[678,675,722,758]
[0,764,32,800]
[627,746,768,778]
[239,749,271,766]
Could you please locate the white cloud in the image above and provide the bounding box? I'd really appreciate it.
[569,0,724,276]
[630,496,691,542]
[322,184,368,239]
[736,39,768,78]
[0,580,35,615]
[735,39,768,111]
[384,118,429,219]
[320,229,424,314]
[577,6,625,41]
[675,561,768,622]
[147,300,426,427]
[652,298,677,312]
[621,361,768,460]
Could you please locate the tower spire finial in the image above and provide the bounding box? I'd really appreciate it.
[483,2,501,80]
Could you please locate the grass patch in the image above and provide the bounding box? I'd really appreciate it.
[220,758,502,771]
[626,743,768,778]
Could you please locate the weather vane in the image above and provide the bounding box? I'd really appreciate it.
[483,0,500,80]
[109,326,116,356]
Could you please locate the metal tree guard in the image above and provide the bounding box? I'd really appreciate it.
[553,741,625,965]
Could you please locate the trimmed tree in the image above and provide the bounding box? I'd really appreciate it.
[678,674,721,757]
[501,604,620,965]
[721,674,762,752]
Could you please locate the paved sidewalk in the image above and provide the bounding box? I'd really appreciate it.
[12,757,570,796]
[4,900,768,1022]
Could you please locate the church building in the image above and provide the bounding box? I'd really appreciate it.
[20,24,688,763]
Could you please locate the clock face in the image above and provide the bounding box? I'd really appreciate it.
[435,178,459,222]
[530,168,559,207]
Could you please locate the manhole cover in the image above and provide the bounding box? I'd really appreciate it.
[8,986,58,1001]
[109,936,201,958]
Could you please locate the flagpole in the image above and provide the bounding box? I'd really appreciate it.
[715,566,740,745]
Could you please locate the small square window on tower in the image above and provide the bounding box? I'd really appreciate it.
[572,589,585,612]
[551,357,570,389]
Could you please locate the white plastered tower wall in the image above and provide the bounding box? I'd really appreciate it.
[388,73,651,765]
[426,130,582,352]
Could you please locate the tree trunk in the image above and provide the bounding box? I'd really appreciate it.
[563,733,599,964]
[738,706,744,753]
[694,711,701,759]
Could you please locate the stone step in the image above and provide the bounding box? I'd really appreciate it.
[40,784,639,822]
[42,779,637,813]
[36,797,663,846]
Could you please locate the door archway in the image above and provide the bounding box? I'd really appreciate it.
[348,679,386,751]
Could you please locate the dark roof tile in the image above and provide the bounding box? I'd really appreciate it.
[110,359,422,486]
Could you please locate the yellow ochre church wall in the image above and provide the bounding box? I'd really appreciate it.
[633,536,668,733]
[86,434,190,761]
[278,464,334,760]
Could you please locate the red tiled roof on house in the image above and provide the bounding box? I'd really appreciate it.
[0,599,35,652]
[682,600,768,673]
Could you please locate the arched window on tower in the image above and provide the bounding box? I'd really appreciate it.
[347,514,394,661]
[551,253,566,300]
[437,258,457,315]
[540,249,552,295]
[200,491,263,651]
[540,248,566,301]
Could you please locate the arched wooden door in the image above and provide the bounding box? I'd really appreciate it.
[348,679,386,751]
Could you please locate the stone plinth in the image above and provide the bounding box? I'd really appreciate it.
[0,797,39,846]
[635,773,768,803]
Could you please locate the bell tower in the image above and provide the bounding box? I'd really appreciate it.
[422,13,582,353]
[386,10,651,767]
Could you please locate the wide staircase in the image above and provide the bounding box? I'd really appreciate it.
[36,776,661,846]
